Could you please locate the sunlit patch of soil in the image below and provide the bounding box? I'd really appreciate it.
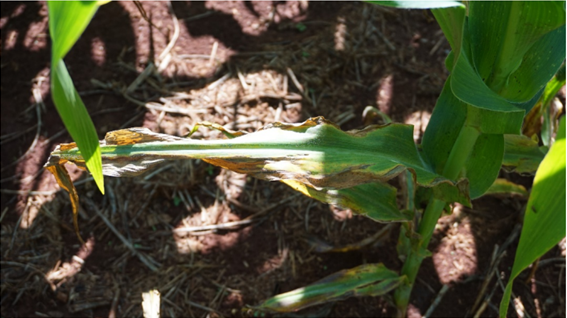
[432,207,478,284]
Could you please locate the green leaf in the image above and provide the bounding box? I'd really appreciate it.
[48,1,105,194]
[368,1,464,9]
[422,79,466,173]
[463,133,504,199]
[431,5,466,63]
[500,116,566,317]
[450,33,525,134]
[502,134,547,175]
[450,2,566,134]
[253,263,403,313]
[422,80,503,200]
[484,178,528,197]
[48,1,101,65]
[467,2,566,94]
[51,61,104,194]
[500,25,566,102]
[444,50,455,73]
[295,23,307,32]
[282,180,410,222]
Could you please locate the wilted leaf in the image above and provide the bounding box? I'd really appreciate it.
[502,134,548,175]
[254,263,404,313]
[485,178,528,197]
[45,163,84,244]
[46,117,470,201]
[282,180,410,222]
[45,118,475,240]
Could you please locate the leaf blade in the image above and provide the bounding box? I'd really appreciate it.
[47,118,469,204]
[499,117,566,317]
[48,1,105,194]
[369,1,464,9]
[51,60,104,194]
[48,1,100,64]
[254,263,403,313]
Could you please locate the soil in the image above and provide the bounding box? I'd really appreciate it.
[1,2,565,318]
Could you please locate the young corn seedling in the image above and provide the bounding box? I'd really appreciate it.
[45,1,565,317]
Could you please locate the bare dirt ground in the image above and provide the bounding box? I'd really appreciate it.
[1,2,565,317]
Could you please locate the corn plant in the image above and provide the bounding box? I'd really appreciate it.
[45,1,565,317]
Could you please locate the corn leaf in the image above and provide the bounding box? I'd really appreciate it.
[46,117,468,197]
[448,2,565,135]
[450,35,526,134]
[499,25,565,103]
[502,134,548,175]
[500,116,566,317]
[368,1,463,9]
[467,2,565,98]
[48,1,100,63]
[422,80,503,199]
[253,263,403,313]
[45,163,84,244]
[282,180,410,222]
[48,1,105,194]
[45,117,473,238]
[431,5,466,68]
[484,178,528,197]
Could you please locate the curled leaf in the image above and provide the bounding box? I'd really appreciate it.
[45,163,85,244]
